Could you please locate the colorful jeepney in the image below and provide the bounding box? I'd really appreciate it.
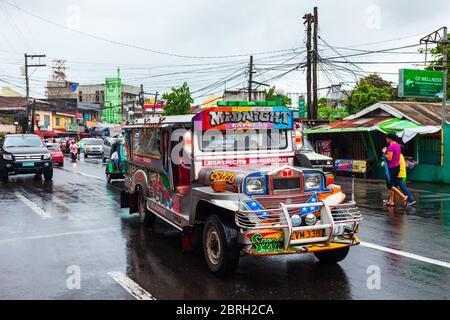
[120,102,362,277]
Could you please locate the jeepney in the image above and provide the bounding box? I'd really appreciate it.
[120,102,362,277]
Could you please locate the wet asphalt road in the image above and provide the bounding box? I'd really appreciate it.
[1,157,450,300]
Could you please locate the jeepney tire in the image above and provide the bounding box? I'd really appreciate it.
[137,187,156,227]
[84,153,88,159]
[314,247,350,264]
[294,153,313,168]
[43,168,53,181]
[203,214,240,277]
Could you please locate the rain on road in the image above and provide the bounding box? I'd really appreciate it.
[1,157,450,300]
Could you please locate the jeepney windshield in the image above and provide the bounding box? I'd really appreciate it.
[199,129,289,152]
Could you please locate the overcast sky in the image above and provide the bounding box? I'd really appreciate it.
[1,0,449,104]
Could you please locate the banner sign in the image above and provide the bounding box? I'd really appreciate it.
[298,95,307,119]
[399,69,445,98]
[335,159,367,173]
[103,77,122,124]
[194,107,293,131]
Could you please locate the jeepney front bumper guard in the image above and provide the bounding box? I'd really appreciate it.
[235,202,362,250]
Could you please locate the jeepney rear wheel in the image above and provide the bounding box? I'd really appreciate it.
[314,247,350,264]
[137,187,156,227]
[203,214,239,277]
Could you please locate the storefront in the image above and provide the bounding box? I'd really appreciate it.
[304,102,445,183]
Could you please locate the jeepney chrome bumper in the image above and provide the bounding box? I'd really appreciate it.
[236,202,362,250]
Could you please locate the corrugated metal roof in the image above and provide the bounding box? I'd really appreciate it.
[304,118,390,134]
[346,101,449,126]
[380,101,448,126]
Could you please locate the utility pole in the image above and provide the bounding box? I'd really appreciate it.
[303,13,312,119]
[248,55,254,101]
[420,27,448,126]
[152,91,159,117]
[24,54,46,133]
[312,6,319,120]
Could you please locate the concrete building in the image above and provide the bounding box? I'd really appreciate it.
[47,81,140,107]
[0,117,16,134]
[223,90,266,102]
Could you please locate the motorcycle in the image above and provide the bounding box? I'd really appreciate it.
[70,147,78,162]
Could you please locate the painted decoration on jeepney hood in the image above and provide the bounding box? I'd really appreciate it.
[193,107,294,131]
[198,167,246,191]
[202,157,289,167]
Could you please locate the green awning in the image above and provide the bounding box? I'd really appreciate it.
[378,118,421,133]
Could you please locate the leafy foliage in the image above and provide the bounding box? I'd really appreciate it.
[162,82,194,116]
[318,97,349,121]
[345,74,394,114]
[265,86,292,107]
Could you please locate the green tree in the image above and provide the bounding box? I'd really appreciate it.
[162,82,194,116]
[345,74,394,114]
[265,86,292,107]
[317,97,349,121]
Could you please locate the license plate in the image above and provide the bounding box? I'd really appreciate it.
[291,229,323,240]
[22,162,35,167]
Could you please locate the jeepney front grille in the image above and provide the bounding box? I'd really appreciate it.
[255,194,312,216]
[330,205,362,223]
[272,177,301,194]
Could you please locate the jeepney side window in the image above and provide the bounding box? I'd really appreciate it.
[132,128,161,158]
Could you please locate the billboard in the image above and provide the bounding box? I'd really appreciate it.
[103,76,122,124]
[399,69,445,98]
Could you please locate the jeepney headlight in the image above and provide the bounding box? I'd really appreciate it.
[305,213,317,226]
[291,215,302,227]
[42,153,52,160]
[245,176,265,194]
[327,160,333,165]
[304,173,321,190]
[3,153,13,161]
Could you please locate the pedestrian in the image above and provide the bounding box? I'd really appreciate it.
[397,146,416,206]
[382,132,408,206]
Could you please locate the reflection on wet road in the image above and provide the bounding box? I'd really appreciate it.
[1,158,449,300]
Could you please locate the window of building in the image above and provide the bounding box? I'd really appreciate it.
[79,91,83,102]
[44,115,50,126]
[56,117,61,126]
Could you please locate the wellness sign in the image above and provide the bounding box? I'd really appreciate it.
[399,69,445,98]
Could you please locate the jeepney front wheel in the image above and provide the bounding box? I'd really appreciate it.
[137,187,156,227]
[314,247,350,264]
[203,214,240,277]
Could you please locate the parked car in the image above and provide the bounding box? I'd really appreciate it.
[0,134,53,182]
[83,138,104,159]
[46,143,64,167]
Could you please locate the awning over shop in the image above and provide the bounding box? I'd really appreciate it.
[303,118,390,134]
[378,118,421,132]
[304,116,441,143]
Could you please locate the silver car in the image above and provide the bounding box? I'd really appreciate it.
[83,139,104,159]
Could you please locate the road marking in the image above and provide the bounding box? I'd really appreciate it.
[361,241,450,269]
[0,227,118,245]
[107,271,156,300]
[15,192,51,219]
[59,167,104,181]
